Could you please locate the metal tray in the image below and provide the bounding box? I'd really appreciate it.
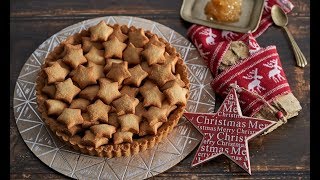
[180,0,265,33]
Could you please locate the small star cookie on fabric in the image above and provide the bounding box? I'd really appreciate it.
[142,106,168,126]
[81,37,104,53]
[118,114,141,134]
[123,64,148,87]
[140,82,164,108]
[79,85,99,101]
[71,65,98,89]
[128,28,149,48]
[45,99,68,116]
[90,124,116,138]
[97,78,121,104]
[55,78,81,104]
[109,24,128,42]
[141,43,165,65]
[102,37,127,59]
[113,131,133,144]
[89,20,114,42]
[163,82,188,106]
[44,61,70,84]
[106,61,131,85]
[62,44,87,69]
[82,130,109,148]
[123,43,143,65]
[84,46,105,65]
[87,99,111,123]
[148,63,176,86]
[112,94,139,115]
[57,108,84,129]
[70,98,91,112]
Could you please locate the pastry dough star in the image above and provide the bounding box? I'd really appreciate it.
[141,43,165,65]
[142,106,167,126]
[72,65,98,89]
[89,20,114,41]
[84,46,105,65]
[82,130,109,148]
[112,94,139,115]
[163,82,188,106]
[123,43,143,65]
[118,114,141,134]
[55,78,81,104]
[97,78,121,104]
[128,28,149,48]
[90,124,116,138]
[57,108,84,129]
[44,61,70,84]
[102,37,127,59]
[148,63,176,86]
[140,82,164,108]
[109,24,128,42]
[123,64,148,87]
[62,44,87,69]
[87,99,111,123]
[106,61,131,85]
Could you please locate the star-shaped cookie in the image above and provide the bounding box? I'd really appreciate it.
[118,114,141,134]
[44,61,70,84]
[81,37,104,53]
[87,99,111,123]
[69,98,90,112]
[145,35,165,48]
[87,61,105,80]
[141,43,165,65]
[57,108,84,129]
[106,61,131,85]
[148,63,176,86]
[123,65,148,87]
[142,106,167,126]
[81,113,99,129]
[103,59,123,73]
[102,37,127,59]
[139,121,163,136]
[140,82,164,108]
[71,65,98,89]
[90,124,116,138]
[45,99,68,116]
[112,94,139,115]
[42,84,56,98]
[89,20,114,41]
[163,82,188,106]
[62,44,87,69]
[120,86,139,98]
[97,78,121,104]
[123,43,143,65]
[55,78,81,104]
[164,52,178,73]
[79,85,99,101]
[109,24,128,42]
[128,28,149,48]
[113,131,133,144]
[82,130,109,148]
[84,46,105,65]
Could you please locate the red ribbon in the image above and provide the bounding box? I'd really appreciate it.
[187,0,294,116]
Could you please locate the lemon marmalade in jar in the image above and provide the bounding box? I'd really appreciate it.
[204,0,242,22]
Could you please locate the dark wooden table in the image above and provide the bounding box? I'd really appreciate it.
[10,0,310,179]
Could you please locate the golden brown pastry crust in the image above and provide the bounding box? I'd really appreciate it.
[36,24,190,158]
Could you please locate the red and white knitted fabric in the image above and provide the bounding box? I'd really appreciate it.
[187,0,294,116]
